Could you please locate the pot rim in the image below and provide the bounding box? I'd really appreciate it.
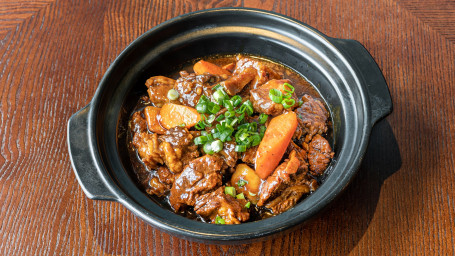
[81,7,384,243]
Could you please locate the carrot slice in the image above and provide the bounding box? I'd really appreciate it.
[159,103,201,129]
[143,106,167,134]
[193,60,232,76]
[255,111,298,179]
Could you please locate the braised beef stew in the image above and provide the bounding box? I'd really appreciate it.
[127,55,334,224]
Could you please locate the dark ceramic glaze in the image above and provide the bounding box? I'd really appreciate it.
[67,8,392,243]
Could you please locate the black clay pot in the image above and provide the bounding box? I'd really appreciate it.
[67,8,392,243]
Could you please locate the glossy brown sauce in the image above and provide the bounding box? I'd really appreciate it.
[126,54,332,223]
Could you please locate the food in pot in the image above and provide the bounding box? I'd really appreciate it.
[127,55,334,224]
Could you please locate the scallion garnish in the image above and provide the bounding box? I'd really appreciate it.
[236,193,245,199]
[215,215,225,224]
[231,95,242,107]
[211,140,223,153]
[212,84,222,91]
[216,114,225,122]
[269,89,283,103]
[225,186,236,197]
[235,144,247,152]
[283,82,295,94]
[207,102,220,114]
[196,103,207,114]
[167,89,179,100]
[244,202,251,208]
[206,114,216,124]
[203,143,214,155]
[282,98,295,109]
[213,88,229,103]
[237,179,248,187]
[259,113,268,124]
[194,136,208,145]
[195,120,206,130]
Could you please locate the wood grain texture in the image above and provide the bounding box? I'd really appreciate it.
[0,0,454,255]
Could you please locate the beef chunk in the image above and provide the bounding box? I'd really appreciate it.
[286,141,309,172]
[132,132,163,169]
[156,166,175,185]
[295,94,329,142]
[145,76,177,107]
[241,146,257,165]
[169,155,224,211]
[217,141,239,168]
[159,126,194,147]
[130,111,148,133]
[308,134,334,175]
[250,87,284,115]
[159,141,183,173]
[264,185,310,214]
[174,73,221,107]
[146,176,170,197]
[194,187,250,224]
[250,79,298,115]
[159,127,199,170]
[233,56,282,90]
[221,67,256,95]
[257,151,300,206]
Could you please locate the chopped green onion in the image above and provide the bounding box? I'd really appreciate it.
[259,125,266,135]
[269,89,283,103]
[207,102,221,114]
[238,113,245,122]
[199,95,210,103]
[282,92,292,99]
[195,120,206,130]
[244,202,251,208]
[225,110,235,118]
[213,88,229,103]
[251,134,262,146]
[243,100,254,116]
[196,103,207,114]
[178,123,186,127]
[235,145,247,152]
[215,215,225,224]
[212,84,222,91]
[223,100,234,110]
[236,101,254,116]
[225,186,236,197]
[211,140,223,153]
[231,95,242,107]
[201,131,208,136]
[282,98,296,109]
[259,113,268,124]
[230,118,239,126]
[237,179,248,187]
[167,89,179,100]
[203,143,214,155]
[216,114,224,122]
[283,83,295,94]
[194,136,208,145]
[298,100,304,106]
[236,193,245,199]
[248,192,256,196]
[206,114,216,124]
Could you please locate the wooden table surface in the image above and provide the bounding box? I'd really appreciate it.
[1,0,454,255]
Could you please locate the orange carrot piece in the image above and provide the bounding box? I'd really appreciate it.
[193,60,232,76]
[255,111,298,179]
[159,103,201,130]
[143,106,167,134]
